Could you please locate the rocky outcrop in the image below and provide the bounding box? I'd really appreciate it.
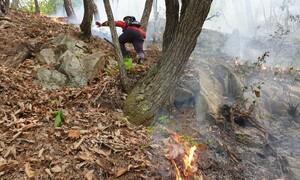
[174,58,300,121]
[35,34,112,88]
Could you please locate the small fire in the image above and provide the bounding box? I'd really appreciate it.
[183,145,197,176]
[171,159,182,180]
[166,134,198,179]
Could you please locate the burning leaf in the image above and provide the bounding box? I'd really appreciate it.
[68,130,81,140]
[24,162,35,178]
[183,146,196,175]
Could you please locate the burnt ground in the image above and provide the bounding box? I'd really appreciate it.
[0,9,298,180]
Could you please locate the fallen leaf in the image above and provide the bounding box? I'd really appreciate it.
[197,143,208,151]
[24,162,35,178]
[114,164,139,178]
[93,148,111,157]
[85,170,95,180]
[114,166,129,178]
[68,130,81,140]
[38,148,45,158]
[51,165,62,173]
[254,90,261,97]
[78,151,94,162]
[45,168,53,177]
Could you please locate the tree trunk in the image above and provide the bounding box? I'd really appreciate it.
[34,0,40,14]
[4,42,34,68]
[92,0,100,21]
[5,0,9,8]
[80,0,93,42]
[64,0,77,21]
[162,0,179,52]
[103,0,130,93]
[140,0,153,31]
[11,0,18,9]
[124,0,213,125]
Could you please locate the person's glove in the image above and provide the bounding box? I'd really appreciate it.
[101,21,109,26]
[95,21,101,27]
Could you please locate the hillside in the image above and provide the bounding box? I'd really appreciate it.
[0,10,165,179]
[1,9,299,180]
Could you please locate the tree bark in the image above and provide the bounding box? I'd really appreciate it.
[34,0,40,14]
[80,0,93,42]
[162,0,179,52]
[103,0,130,93]
[0,0,7,14]
[140,0,153,31]
[92,0,100,21]
[64,0,77,21]
[4,42,34,68]
[5,0,9,8]
[11,0,18,10]
[124,0,213,125]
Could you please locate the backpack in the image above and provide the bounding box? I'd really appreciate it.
[129,21,141,28]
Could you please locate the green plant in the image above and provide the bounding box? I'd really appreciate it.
[123,58,135,70]
[111,58,135,70]
[181,134,197,146]
[52,109,65,127]
[145,125,155,134]
[158,115,171,124]
[206,137,214,145]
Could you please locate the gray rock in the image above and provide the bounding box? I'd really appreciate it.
[35,67,67,89]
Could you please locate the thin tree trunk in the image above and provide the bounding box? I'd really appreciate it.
[80,0,93,41]
[64,0,77,21]
[124,0,213,125]
[103,0,130,92]
[11,0,18,9]
[162,0,179,52]
[5,0,9,7]
[92,0,100,21]
[34,0,40,14]
[140,0,153,31]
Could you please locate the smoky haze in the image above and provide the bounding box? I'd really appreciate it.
[53,0,300,67]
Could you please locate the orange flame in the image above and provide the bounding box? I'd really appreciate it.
[171,159,182,180]
[183,145,196,176]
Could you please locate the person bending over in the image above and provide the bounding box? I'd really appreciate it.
[96,16,146,64]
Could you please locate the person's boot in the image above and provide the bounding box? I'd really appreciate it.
[137,53,145,64]
[137,58,144,64]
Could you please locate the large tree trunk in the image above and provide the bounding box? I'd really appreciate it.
[140,0,153,31]
[0,0,7,14]
[64,0,77,21]
[103,0,130,92]
[124,0,212,125]
[80,0,93,42]
[162,0,179,52]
